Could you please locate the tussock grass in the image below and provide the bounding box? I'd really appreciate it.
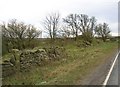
[2,40,118,85]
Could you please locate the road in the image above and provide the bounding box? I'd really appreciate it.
[107,58,118,85]
[106,52,120,86]
[79,50,119,85]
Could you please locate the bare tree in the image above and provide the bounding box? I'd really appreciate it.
[78,14,96,43]
[43,12,60,41]
[95,23,111,42]
[60,25,72,38]
[1,19,41,52]
[26,24,42,47]
[63,14,80,40]
[1,22,12,52]
[1,19,27,50]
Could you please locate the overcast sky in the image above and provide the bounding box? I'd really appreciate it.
[0,0,119,37]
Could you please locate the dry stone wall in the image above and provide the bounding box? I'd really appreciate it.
[2,47,66,77]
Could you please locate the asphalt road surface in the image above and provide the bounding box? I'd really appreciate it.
[106,52,120,86]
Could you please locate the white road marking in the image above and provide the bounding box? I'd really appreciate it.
[103,51,120,86]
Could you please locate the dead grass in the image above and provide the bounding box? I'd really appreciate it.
[2,40,118,85]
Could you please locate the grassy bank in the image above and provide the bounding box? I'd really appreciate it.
[2,40,118,85]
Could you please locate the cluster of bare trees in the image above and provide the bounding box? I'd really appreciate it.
[95,23,111,42]
[1,12,111,54]
[63,14,96,43]
[1,19,41,53]
[43,13,111,43]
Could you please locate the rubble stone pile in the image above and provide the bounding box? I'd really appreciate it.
[2,47,66,76]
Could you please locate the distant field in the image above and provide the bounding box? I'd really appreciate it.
[2,39,118,85]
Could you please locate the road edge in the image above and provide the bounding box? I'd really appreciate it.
[102,51,120,86]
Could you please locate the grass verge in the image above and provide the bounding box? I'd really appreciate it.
[2,41,118,85]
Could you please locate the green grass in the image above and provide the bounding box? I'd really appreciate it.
[2,40,118,85]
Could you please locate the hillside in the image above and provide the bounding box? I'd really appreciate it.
[2,39,118,85]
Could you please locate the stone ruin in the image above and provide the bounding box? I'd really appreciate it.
[2,47,66,77]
